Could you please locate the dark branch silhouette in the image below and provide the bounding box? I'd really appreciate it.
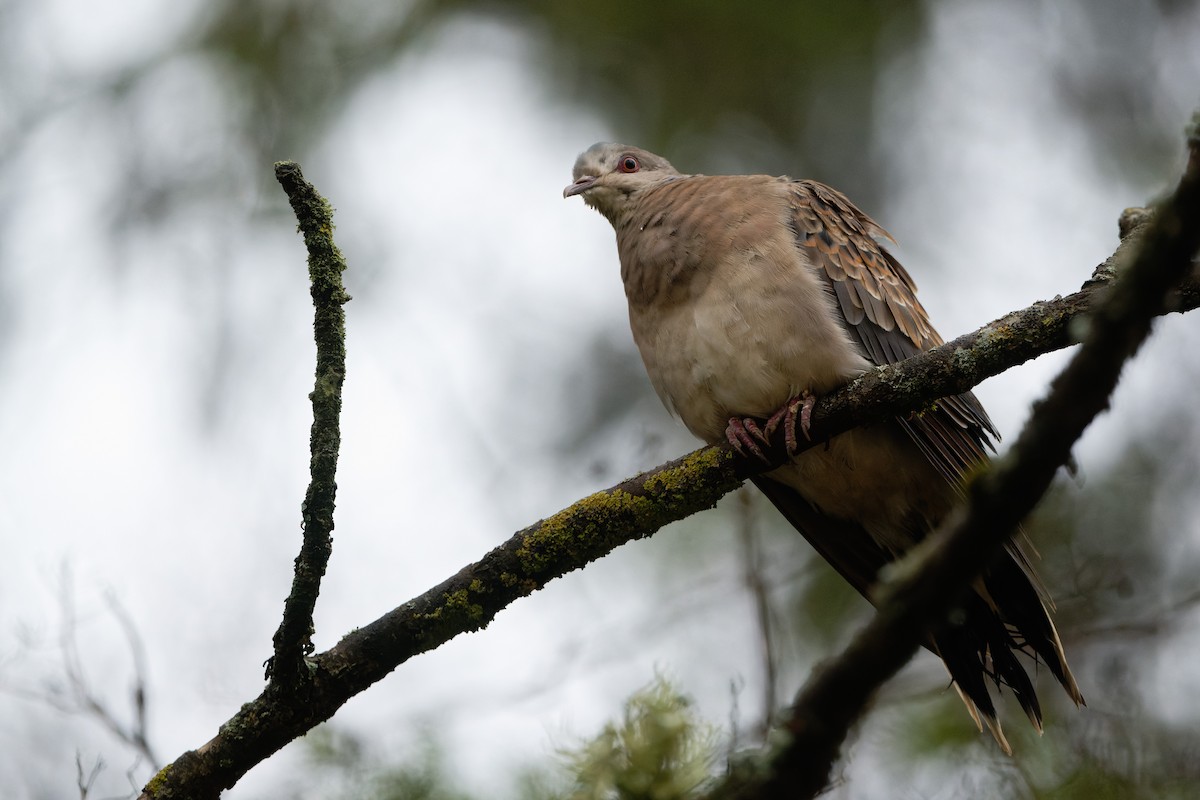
[140,120,1200,798]
[737,113,1200,800]
[266,161,351,684]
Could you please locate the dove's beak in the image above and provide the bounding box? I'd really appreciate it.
[563,175,597,198]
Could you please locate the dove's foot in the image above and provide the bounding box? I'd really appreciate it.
[725,391,817,463]
[725,417,772,463]
[769,391,816,457]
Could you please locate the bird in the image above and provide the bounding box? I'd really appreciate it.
[564,142,1083,751]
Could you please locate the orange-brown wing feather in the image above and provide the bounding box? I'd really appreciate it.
[786,179,998,483]
[771,179,1080,727]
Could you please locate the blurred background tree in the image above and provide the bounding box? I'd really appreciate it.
[2,0,1199,797]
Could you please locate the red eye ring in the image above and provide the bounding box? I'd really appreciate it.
[618,155,640,173]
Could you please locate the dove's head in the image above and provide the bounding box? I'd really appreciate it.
[563,143,681,223]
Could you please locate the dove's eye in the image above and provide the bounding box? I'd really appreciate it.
[618,156,640,173]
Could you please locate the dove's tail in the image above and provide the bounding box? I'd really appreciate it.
[932,549,1085,752]
[750,476,1083,752]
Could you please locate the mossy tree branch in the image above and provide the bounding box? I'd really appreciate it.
[266,161,351,684]
[140,137,1200,797]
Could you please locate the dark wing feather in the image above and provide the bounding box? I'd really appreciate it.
[786,180,998,484]
[751,476,891,599]
[778,179,1084,733]
[752,476,1062,730]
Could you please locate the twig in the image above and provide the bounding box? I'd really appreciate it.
[12,567,162,770]
[266,161,351,684]
[736,489,779,738]
[104,592,158,768]
[77,752,103,799]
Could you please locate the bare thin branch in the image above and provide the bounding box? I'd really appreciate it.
[266,161,351,684]
[103,592,158,768]
[76,752,103,799]
[13,568,163,770]
[736,490,779,738]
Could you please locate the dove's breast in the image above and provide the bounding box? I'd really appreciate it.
[618,175,871,443]
[617,175,953,548]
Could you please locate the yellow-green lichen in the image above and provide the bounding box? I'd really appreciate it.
[144,764,172,795]
[515,488,652,574]
[642,446,729,503]
[515,447,738,577]
[497,571,539,594]
[439,588,484,622]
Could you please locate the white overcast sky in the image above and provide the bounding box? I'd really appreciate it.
[2,1,1199,797]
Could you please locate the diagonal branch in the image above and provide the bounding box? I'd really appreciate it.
[140,143,1200,797]
[741,113,1200,800]
[266,161,351,684]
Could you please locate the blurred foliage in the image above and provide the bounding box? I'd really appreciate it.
[90,0,928,190]
[561,675,718,800]
[7,0,1192,235]
[6,0,1200,795]
[433,0,925,187]
[298,724,561,800]
[298,678,719,800]
[1044,0,1200,185]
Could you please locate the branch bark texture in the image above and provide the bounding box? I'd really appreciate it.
[142,133,1200,798]
[747,115,1200,800]
[268,161,351,683]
